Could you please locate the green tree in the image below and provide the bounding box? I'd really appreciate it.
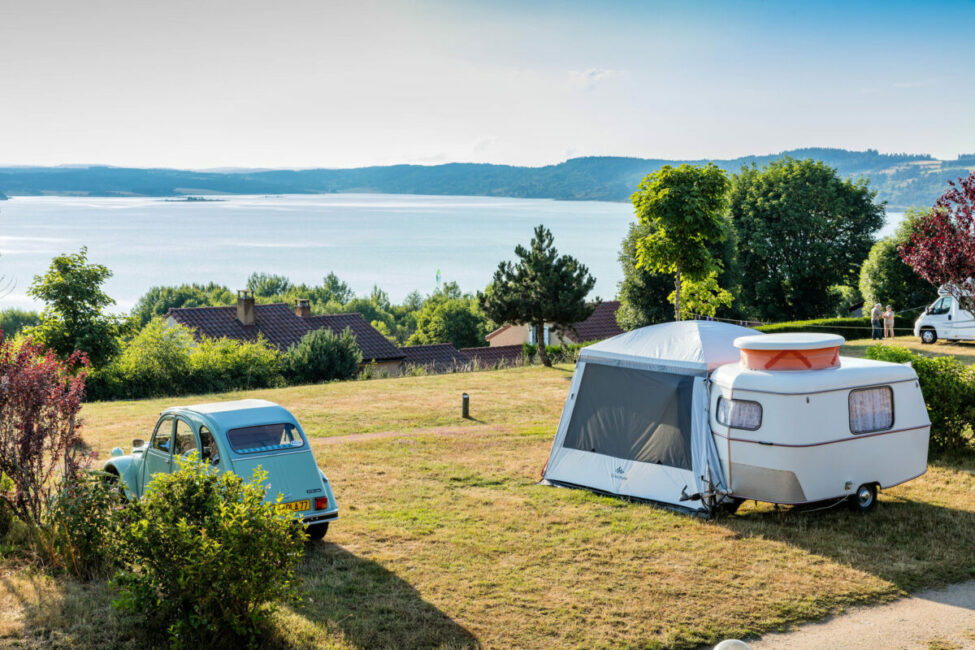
[631,163,731,320]
[0,308,41,337]
[25,247,125,367]
[671,271,733,320]
[407,297,487,349]
[479,225,596,367]
[730,158,885,321]
[617,214,740,329]
[131,282,234,327]
[246,272,294,297]
[321,272,354,305]
[860,209,936,311]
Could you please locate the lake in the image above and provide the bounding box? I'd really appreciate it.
[0,194,905,313]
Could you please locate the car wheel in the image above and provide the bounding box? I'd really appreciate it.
[920,328,937,344]
[848,483,878,513]
[305,522,329,541]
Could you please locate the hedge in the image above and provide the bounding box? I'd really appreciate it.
[756,315,915,340]
[865,344,975,454]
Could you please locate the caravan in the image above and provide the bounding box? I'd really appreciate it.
[542,321,930,515]
[914,289,975,344]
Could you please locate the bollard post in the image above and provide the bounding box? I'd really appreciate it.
[462,392,470,419]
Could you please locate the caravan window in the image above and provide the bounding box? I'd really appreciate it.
[716,397,762,430]
[849,386,894,434]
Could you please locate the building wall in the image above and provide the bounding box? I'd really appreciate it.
[487,323,570,347]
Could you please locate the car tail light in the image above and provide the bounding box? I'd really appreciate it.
[314,496,329,510]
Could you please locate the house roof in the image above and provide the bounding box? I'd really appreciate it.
[304,314,404,362]
[399,344,471,370]
[563,300,625,343]
[483,301,624,344]
[460,344,525,368]
[166,303,404,362]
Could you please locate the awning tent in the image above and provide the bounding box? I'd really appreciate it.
[542,320,761,513]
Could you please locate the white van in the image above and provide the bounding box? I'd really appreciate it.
[914,291,975,344]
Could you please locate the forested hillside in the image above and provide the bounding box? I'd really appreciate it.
[0,148,971,208]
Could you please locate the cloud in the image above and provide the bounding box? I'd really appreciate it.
[568,68,624,91]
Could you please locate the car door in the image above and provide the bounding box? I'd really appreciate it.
[141,415,174,494]
[173,417,200,467]
[926,297,953,338]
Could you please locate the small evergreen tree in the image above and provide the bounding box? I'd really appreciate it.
[480,225,596,367]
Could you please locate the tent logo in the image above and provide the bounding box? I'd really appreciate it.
[615,466,626,475]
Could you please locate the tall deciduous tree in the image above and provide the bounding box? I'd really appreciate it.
[617,214,740,329]
[26,247,126,367]
[480,225,596,367]
[899,171,975,314]
[731,158,885,321]
[860,209,935,311]
[631,163,730,320]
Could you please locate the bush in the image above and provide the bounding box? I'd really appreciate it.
[113,456,304,647]
[44,471,123,580]
[522,342,586,364]
[0,335,88,526]
[86,319,285,401]
[285,327,361,384]
[756,315,914,339]
[866,344,975,453]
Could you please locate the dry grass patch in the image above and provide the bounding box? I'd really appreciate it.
[3,364,975,648]
[80,364,573,456]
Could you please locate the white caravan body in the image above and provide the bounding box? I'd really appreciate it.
[543,325,930,513]
[710,354,929,504]
[914,292,975,343]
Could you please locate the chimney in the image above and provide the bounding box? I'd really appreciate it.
[295,298,311,318]
[237,290,255,325]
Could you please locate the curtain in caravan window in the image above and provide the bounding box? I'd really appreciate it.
[562,363,693,470]
[849,386,893,433]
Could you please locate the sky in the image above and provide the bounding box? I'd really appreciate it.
[0,0,973,168]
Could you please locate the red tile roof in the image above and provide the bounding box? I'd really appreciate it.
[303,313,404,362]
[166,304,404,362]
[460,345,525,368]
[400,344,472,371]
[562,301,624,343]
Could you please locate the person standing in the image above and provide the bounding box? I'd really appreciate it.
[870,303,883,340]
[883,305,895,339]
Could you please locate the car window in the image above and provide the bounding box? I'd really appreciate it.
[199,426,219,466]
[151,416,174,453]
[174,419,198,456]
[227,423,304,454]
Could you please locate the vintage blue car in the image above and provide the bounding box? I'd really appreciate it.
[103,399,338,540]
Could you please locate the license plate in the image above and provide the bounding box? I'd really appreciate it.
[278,499,310,513]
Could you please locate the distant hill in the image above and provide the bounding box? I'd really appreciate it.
[0,148,971,209]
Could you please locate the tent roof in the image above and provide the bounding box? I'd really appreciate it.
[580,320,762,374]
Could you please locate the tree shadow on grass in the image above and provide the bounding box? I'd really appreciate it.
[267,542,480,649]
[721,495,975,595]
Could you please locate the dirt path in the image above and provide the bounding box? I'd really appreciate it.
[748,579,975,649]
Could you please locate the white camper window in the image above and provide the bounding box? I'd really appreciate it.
[849,386,894,434]
[716,397,762,431]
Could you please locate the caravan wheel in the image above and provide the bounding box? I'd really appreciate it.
[920,328,937,344]
[715,497,744,516]
[848,484,878,513]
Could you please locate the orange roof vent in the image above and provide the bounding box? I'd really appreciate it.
[733,333,845,371]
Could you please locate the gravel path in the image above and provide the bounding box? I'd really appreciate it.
[747,579,975,649]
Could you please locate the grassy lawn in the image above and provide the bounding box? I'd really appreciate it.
[842,335,975,365]
[3,364,975,648]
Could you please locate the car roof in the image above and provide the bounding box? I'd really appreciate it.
[161,399,299,430]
